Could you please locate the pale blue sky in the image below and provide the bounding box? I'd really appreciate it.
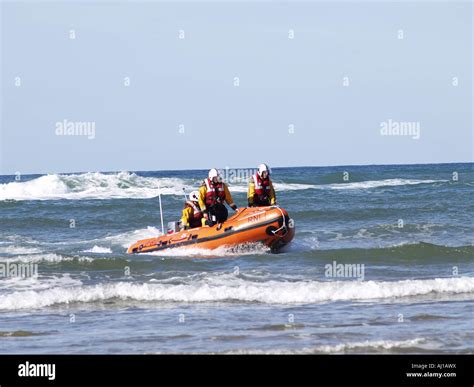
[1,1,472,175]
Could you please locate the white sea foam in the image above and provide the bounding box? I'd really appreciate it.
[13,227,163,251]
[322,178,447,190]
[0,253,93,263]
[83,246,112,254]
[0,246,42,255]
[1,276,472,310]
[0,273,83,292]
[102,226,163,248]
[224,338,429,354]
[0,172,447,201]
[144,242,271,258]
[285,236,320,252]
[306,338,429,353]
[0,253,70,263]
[0,172,194,201]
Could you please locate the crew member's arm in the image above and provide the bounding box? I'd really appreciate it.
[224,184,238,211]
[198,185,208,216]
[180,207,192,229]
[247,179,255,206]
[269,180,276,205]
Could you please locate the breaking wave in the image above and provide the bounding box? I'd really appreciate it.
[0,172,447,201]
[1,275,472,310]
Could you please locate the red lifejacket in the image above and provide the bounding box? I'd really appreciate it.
[185,200,203,227]
[204,178,225,206]
[252,173,270,204]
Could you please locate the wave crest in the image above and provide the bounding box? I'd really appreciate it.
[1,276,472,310]
[0,173,448,201]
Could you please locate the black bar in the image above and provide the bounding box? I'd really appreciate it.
[0,354,472,386]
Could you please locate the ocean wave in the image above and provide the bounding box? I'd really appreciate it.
[103,226,163,248]
[7,227,164,251]
[223,338,429,354]
[295,242,474,262]
[236,178,446,192]
[321,178,447,190]
[0,246,42,255]
[0,172,193,201]
[0,253,73,263]
[0,172,448,201]
[0,253,96,264]
[82,246,112,254]
[230,182,316,193]
[1,276,472,310]
[0,273,83,292]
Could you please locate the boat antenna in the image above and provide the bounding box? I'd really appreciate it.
[158,187,165,235]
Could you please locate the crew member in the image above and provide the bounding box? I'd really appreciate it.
[199,168,238,225]
[180,191,204,229]
[248,163,276,207]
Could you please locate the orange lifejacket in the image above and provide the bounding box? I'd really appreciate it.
[252,173,270,205]
[185,200,203,228]
[204,178,225,206]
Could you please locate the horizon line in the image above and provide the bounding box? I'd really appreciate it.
[0,160,472,177]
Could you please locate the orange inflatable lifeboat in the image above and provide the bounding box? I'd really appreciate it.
[127,206,295,254]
